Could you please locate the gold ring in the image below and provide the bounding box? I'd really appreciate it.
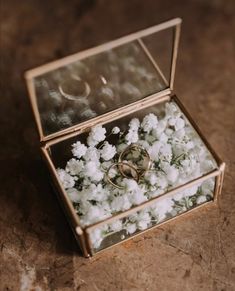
[118,143,152,178]
[106,162,139,189]
[58,74,91,101]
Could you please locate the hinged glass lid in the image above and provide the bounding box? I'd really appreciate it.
[25,18,181,141]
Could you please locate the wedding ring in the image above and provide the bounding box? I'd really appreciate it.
[118,144,152,178]
[106,162,139,189]
[58,74,91,101]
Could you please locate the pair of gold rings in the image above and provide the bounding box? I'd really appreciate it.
[106,144,152,189]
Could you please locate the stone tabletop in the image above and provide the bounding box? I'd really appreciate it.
[0,0,235,290]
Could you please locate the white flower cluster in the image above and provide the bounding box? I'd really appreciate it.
[90,178,215,249]
[56,101,217,249]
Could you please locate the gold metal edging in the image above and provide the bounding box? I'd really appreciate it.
[25,18,182,79]
[214,163,226,202]
[75,227,91,258]
[25,18,182,143]
[44,92,171,147]
[38,88,171,143]
[25,77,44,141]
[170,21,181,90]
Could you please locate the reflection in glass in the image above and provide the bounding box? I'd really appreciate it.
[33,36,171,135]
[89,177,215,252]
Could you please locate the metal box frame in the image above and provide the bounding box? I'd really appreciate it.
[25,18,225,257]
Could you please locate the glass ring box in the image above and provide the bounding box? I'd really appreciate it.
[25,18,225,257]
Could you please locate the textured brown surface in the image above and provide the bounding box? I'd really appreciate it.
[0,0,235,290]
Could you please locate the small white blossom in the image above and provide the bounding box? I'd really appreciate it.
[201,179,215,195]
[136,211,151,230]
[152,120,167,138]
[165,102,180,117]
[100,142,116,161]
[84,161,104,182]
[125,222,137,234]
[87,183,108,202]
[129,189,147,205]
[111,195,132,212]
[66,158,84,175]
[67,188,80,203]
[157,175,168,189]
[123,178,139,191]
[173,128,185,139]
[112,126,120,134]
[90,225,108,249]
[125,129,139,145]
[159,133,168,143]
[109,220,123,232]
[159,144,172,162]
[196,195,207,204]
[146,172,158,186]
[141,113,158,133]
[90,228,103,249]
[83,147,100,163]
[166,166,179,184]
[151,198,174,221]
[82,205,111,225]
[175,117,185,130]
[148,141,162,160]
[57,168,76,189]
[71,141,87,158]
[87,125,106,147]
[129,118,140,131]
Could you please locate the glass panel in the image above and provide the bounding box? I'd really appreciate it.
[141,27,174,86]
[31,26,174,137]
[50,99,217,231]
[89,177,216,252]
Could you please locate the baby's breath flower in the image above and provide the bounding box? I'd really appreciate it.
[112,126,120,134]
[83,147,100,163]
[136,211,151,230]
[141,113,158,133]
[57,168,76,189]
[87,125,106,147]
[174,117,185,130]
[129,118,140,130]
[151,198,174,221]
[100,142,116,161]
[166,165,179,184]
[84,161,103,182]
[67,188,80,203]
[196,195,207,204]
[125,129,139,145]
[71,141,87,158]
[125,222,137,234]
[111,195,132,212]
[66,158,84,175]
[109,220,123,232]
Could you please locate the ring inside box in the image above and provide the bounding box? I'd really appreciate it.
[48,98,217,252]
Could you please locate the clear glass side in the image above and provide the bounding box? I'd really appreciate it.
[31,27,174,136]
[49,99,218,231]
[89,177,216,253]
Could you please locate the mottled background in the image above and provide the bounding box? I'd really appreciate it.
[0,0,235,290]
